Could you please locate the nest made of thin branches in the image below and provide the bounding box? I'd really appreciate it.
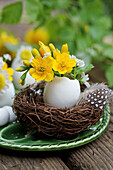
[13,82,103,139]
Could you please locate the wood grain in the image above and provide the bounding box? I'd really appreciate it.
[0,149,69,170]
[62,105,113,170]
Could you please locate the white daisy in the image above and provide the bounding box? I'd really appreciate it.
[3,54,11,61]
[15,45,33,63]
[81,72,90,88]
[12,45,33,69]
[0,57,5,69]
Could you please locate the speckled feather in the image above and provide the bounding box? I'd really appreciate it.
[78,83,113,110]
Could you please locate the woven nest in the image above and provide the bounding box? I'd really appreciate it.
[13,82,103,139]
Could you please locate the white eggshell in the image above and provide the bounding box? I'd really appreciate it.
[43,77,80,108]
[3,106,16,123]
[0,108,10,126]
[13,71,35,90]
[12,61,35,90]
[0,83,15,107]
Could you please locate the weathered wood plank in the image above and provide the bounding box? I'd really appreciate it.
[0,149,69,170]
[62,105,113,170]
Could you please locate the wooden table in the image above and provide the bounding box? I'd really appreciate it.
[0,105,113,170]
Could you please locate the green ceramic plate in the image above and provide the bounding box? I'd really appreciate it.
[0,104,110,151]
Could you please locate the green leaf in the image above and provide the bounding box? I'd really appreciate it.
[105,64,113,87]
[0,1,22,24]
[103,48,113,60]
[25,0,40,23]
[20,71,28,85]
[80,64,94,73]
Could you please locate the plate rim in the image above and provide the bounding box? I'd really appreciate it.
[0,105,110,151]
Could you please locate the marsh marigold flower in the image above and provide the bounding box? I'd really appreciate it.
[29,55,54,82]
[52,43,69,59]
[53,52,76,74]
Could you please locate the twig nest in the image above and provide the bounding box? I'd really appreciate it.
[13,82,103,139]
[0,83,15,107]
[43,76,80,108]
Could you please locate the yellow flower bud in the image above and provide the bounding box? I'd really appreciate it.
[49,43,55,51]
[61,44,68,53]
[19,78,23,84]
[23,60,31,67]
[39,41,44,46]
[31,48,40,58]
[15,66,26,72]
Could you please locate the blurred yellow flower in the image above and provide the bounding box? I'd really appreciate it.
[2,63,14,81]
[29,55,54,82]
[25,27,50,45]
[0,73,5,90]
[20,49,32,60]
[0,31,19,58]
[53,53,76,74]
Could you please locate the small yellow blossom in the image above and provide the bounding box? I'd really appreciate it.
[0,73,5,90]
[53,53,76,74]
[24,27,50,45]
[53,43,69,59]
[29,55,54,82]
[2,63,14,81]
[23,60,31,67]
[39,41,51,57]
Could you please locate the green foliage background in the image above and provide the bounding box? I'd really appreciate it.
[0,0,113,87]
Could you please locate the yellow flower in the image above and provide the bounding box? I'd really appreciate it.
[29,56,54,82]
[2,63,14,81]
[39,41,51,58]
[53,53,76,74]
[24,27,50,45]
[0,31,19,58]
[0,73,5,90]
[53,43,69,59]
